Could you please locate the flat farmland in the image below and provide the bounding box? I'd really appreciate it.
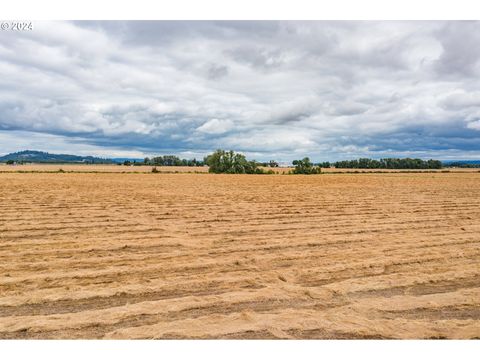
[0,164,209,173]
[0,172,479,339]
[1,163,479,174]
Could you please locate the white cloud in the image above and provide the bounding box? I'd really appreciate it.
[196,118,234,134]
[441,91,480,109]
[466,120,480,131]
[1,21,480,161]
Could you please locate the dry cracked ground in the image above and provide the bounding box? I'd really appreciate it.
[0,170,479,339]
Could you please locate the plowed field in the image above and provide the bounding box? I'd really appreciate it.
[0,172,479,339]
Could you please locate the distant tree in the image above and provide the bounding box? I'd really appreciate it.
[426,159,443,169]
[6,160,14,165]
[151,156,164,166]
[292,157,321,174]
[204,149,264,174]
[123,160,131,166]
[333,157,443,169]
[146,155,205,167]
[316,161,331,168]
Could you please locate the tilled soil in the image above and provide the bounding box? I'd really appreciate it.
[0,172,479,339]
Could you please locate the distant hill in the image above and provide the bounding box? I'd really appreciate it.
[443,160,480,168]
[0,150,115,164]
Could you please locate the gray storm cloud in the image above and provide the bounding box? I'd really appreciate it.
[1,20,480,160]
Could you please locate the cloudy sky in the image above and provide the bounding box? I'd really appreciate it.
[1,21,480,161]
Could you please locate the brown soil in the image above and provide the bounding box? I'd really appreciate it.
[0,171,479,339]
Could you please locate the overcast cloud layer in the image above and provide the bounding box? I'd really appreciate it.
[1,21,480,161]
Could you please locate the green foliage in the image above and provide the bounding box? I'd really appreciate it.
[292,157,321,174]
[333,158,442,169]
[204,149,264,174]
[316,161,331,168]
[6,160,15,165]
[143,155,204,167]
[257,160,279,167]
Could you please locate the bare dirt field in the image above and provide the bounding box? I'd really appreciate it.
[0,171,479,339]
[0,164,209,173]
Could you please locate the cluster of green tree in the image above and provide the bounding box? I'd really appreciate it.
[123,156,205,167]
[145,155,205,166]
[257,160,279,167]
[315,161,331,168]
[291,157,321,174]
[204,149,270,174]
[328,158,443,169]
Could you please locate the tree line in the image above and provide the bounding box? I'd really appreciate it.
[119,150,446,174]
[203,152,443,174]
[318,158,442,169]
[203,150,319,174]
[127,151,280,173]
[137,154,280,169]
[124,156,205,167]
[1,149,449,173]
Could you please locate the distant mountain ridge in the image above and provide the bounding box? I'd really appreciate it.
[442,160,480,165]
[0,150,115,164]
[442,160,480,168]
